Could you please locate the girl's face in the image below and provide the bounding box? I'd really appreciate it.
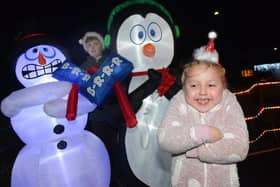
[183,64,224,113]
[86,39,103,59]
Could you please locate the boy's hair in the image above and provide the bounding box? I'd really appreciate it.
[79,32,105,51]
[85,36,100,43]
[181,60,227,88]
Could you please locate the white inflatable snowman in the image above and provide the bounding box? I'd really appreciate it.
[1,36,111,187]
[105,1,181,186]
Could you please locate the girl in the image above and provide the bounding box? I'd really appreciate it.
[158,31,249,187]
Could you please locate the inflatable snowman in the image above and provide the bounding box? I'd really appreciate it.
[105,0,181,186]
[1,34,111,187]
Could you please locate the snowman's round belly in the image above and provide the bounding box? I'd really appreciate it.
[11,104,88,145]
[12,131,111,187]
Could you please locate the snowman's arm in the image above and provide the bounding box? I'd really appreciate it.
[162,68,182,99]
[163,75,181,99]
[44,93,96,118]
[1,81,72,117]
[129,69,161,112]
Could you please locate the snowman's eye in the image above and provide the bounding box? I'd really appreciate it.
[147,22,162,42]
[24,45,56,60]
[39,45,56,58]
[25,47,39,60]
[32,48,38,53]
[138,31,144,39]
[130,24,146,45]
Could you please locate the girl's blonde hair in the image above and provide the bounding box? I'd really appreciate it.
[181,60,227,88]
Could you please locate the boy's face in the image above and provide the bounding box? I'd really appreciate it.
[85,39,103,58]
[183,64,224,113]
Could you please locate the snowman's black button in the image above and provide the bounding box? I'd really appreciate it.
[57,140,67,149]
[53,124,65,134]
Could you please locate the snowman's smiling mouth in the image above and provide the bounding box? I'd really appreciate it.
[21,59,62,79]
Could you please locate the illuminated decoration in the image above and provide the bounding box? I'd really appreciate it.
[1,39,110,186]
[53,52,136,127]
[106,0,181,186]
[233,81,280,147]
[233,82,280,146]
[80,52,133,105]
[15,44,65,87]
[105,0,180,48]
[244,106,280,121]
[53,55,133,105]
[117,13,174,73]
[213,11,219,16]
[233,81,280,95]
[249,128,280,144]
[122,11,174,187]
[253,62,280,72]
[241,69,254,77]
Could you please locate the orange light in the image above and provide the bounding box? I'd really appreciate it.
[233,81,280,95]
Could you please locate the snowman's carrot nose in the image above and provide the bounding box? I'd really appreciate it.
[142,43,156,57]
[38,52,47,65]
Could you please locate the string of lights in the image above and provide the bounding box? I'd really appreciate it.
[249,128,280,144]
[245,106,280,121]
[244,106,280,143]
[233,81,280,95]
[232,82,280,144]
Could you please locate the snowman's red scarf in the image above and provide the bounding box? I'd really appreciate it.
[66,84,79,121]
[66,67,176,123]
[85,65,137,128]
[130,68,176,96]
